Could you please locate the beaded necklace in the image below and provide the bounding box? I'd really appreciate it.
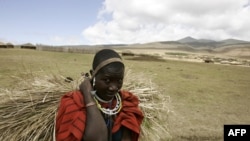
[91,91,122,116]
[94,92,113,103]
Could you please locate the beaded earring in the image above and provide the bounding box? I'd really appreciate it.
[93,77,96,87]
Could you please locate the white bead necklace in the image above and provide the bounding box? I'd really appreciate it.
[91,91,113,103]
[91,91,122,116]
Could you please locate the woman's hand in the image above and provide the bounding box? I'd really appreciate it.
[79,76,93,99]
[79,77,108,141]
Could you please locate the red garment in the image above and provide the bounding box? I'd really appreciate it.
[56,90,144,141]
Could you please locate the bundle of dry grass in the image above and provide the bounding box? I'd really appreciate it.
[123,69,172,141]
[0,69,171,141]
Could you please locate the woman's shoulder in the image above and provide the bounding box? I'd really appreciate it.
[119,90,133,96]
[119,90,139,102]
[60,90,82,99]
[60,90,83,107]
[63,90,82,96]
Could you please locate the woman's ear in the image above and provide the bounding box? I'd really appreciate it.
[89,69,93,76]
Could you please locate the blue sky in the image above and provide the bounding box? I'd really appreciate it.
[0,0,103,45]
[1,0,250,45]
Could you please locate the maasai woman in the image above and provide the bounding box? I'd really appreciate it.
[55,49,144,141]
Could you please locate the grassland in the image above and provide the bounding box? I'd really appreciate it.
[1,48,250,140]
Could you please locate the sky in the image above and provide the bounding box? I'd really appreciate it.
[0,0,250,45]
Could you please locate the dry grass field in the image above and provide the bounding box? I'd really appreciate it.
[119,50,250,140]
[0,48,250,141]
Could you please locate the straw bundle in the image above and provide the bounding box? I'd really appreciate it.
[123,69,172,141]
[0,69,171,141]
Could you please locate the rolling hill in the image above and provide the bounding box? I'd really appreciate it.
[2,37,250,59]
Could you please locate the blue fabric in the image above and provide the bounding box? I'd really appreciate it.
[112,127,123,141]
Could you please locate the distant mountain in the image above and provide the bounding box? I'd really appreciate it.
[158,41,182,44]
[175,36,250,48]
[219,39,249,45]
[198,39,216,43]
[2,36,249,50]
[177,36,218,48]
[177,36,198,43]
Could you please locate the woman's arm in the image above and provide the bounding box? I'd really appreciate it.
[80,78,108,141]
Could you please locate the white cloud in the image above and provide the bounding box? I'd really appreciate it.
[82,0,250,44]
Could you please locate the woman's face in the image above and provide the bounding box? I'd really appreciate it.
[94,64,124,101]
